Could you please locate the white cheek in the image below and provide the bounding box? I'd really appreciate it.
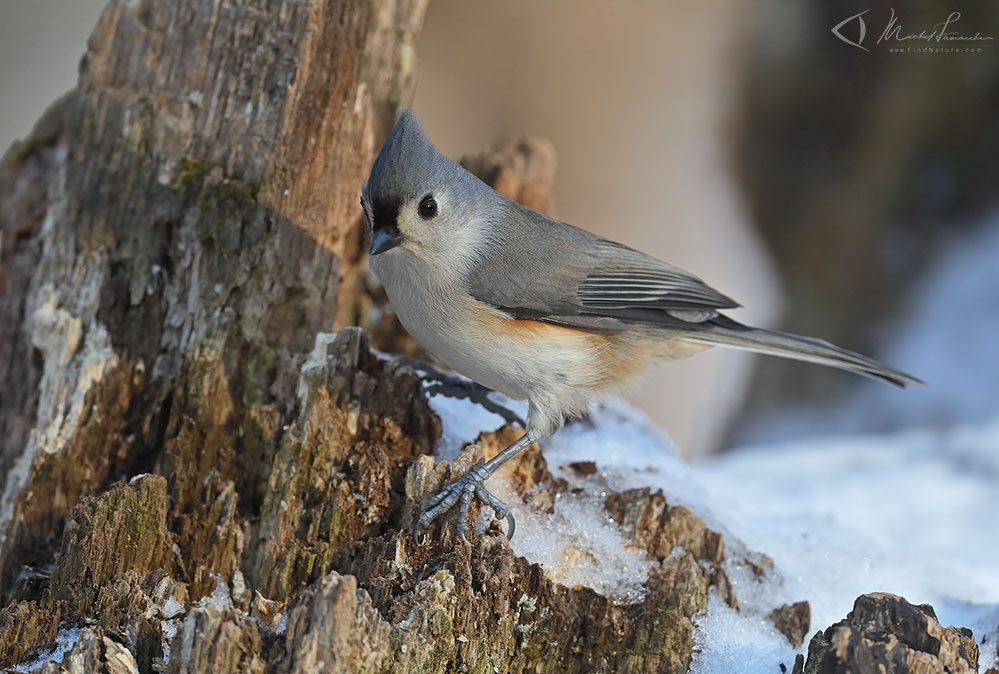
[396,208,424,241]
[399,207,487,281]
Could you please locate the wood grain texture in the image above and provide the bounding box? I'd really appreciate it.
[0,0,425,613]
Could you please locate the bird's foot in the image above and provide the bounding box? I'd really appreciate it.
[414,463,516,543]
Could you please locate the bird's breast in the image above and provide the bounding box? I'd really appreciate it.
[372,253,609,406]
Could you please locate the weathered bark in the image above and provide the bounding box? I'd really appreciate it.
[2,316,740,673]
[798,593,980,674]
[0,0,429,668]
[0,0,426,598]
[769,601,811,648]
[0,600,60,669]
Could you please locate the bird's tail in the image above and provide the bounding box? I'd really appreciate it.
[682,316,923,388]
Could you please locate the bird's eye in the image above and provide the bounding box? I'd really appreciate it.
[418,196,438,220]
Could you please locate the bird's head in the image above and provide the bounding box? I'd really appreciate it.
[361,110,494,276]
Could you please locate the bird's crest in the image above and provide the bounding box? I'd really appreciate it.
[365,109,446,201]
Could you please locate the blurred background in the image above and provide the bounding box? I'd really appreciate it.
[2,0,996,458]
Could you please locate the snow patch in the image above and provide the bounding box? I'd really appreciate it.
[690,419,999,673]
[161,619,180,663]
[430,384,999,670]
[488,466,656,604]
[428,390,527,461]
[159,596,184,620]
[201,574,234,610]
[428,393,668,603]
[9,626,81,673]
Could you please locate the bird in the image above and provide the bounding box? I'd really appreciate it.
[360,110,922,543]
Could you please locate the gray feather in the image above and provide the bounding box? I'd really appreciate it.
[363,110,470,208]
[468,200,737,327]
[365,109,921,394]
[538,315,629,333]
[682,316,924,388]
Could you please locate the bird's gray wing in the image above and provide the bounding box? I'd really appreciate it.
[468,205,739,333]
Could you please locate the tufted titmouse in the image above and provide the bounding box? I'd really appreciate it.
[361,110,921,542]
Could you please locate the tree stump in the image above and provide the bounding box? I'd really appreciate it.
[0,2,739,672]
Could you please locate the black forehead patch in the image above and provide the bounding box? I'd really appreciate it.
[371,196,401,232]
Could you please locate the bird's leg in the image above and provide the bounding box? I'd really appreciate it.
[415,433,534,543]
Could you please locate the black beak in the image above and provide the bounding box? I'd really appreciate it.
[369,226,403,256]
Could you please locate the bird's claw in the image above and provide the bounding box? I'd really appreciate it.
[414,464,516,542]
